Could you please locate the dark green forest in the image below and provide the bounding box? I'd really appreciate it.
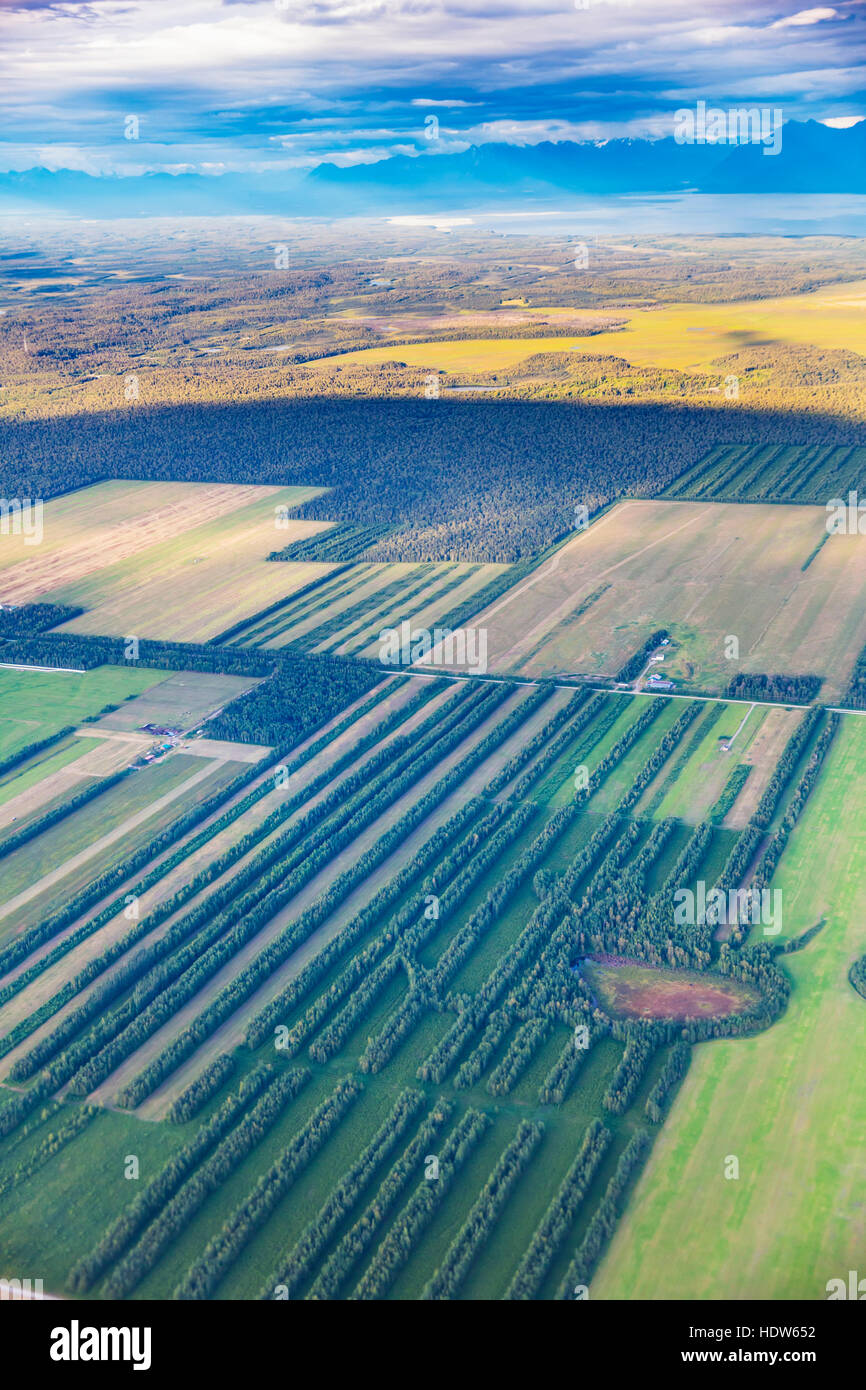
[5,396,861,562]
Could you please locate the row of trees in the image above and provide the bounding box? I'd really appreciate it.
[709,764,752,823]
[0,724,74,783]
[602,1035,655,1114]
[414,707,669,1085]
[258,1088,424,1301]
[0,763,131,865]
[102,1066,310,1299]
[0,1104,97,1203]
[0,743,284,990]
[501,695,613,802]
[537,1029,596,1106]
[668,441,864,509]
[66,1062,286,1293]
[166,1053,236,1125]
[505,1119,611,1300]
[752,707,822,829]
[291,563,471,654]
[0,602,82,635]
[210,564,354,644]
[421,1120,544,1300]
[240,682,559,1057]
[353,1108,491,1300]
[487,1019,552,1097]
[483,688,589,795]
[618,704,703,812]
[750,715,840,895]
[268,521,394,564]
[725,673,823,703]
[645,1043,691,1123]
[307,1099,454,1301]
[358,985,433,1076]
[251,683,595,1077]
[842,639,866,710]
[173,1077,361,1300]
[556,1131,653,1299]
[453,1010,512,1090]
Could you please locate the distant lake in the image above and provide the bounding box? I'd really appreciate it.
[384,195,866,238]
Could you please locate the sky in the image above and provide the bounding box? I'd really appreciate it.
[0,0,864,176]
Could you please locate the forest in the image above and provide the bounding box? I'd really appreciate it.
[5,396,861,563]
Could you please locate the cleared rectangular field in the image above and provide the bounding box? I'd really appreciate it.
[0,664,166,760]
[0,480,320,602]
[87,671,262,734]
[471,498,866,701]
[643,700,803,827]
[593,714,866,1300]
[39,486,335,642]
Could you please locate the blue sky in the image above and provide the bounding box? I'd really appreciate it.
[1,0,864,175]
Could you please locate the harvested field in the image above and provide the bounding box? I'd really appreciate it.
[0,480,312,604]
[27,481,329,641]
[89,671,263,735]
[469,498,866,701]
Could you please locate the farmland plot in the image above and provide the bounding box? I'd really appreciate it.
[464,498,866,701]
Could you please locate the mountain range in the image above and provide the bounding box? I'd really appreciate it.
[2,120,863,219]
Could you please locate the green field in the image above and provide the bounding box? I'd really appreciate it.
[0,665,166,760]
[593,713,866,1300]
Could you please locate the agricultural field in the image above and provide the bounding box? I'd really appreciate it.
[225,559,508,658]
[0,635,836,1301]
[594,714,866,1300]
[4,480,332,643]
[464,497,866,702]
[0,664,165,760]
[0,480,322,603]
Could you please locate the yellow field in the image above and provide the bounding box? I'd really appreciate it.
[468,498,866,701]
[315,277,866,375]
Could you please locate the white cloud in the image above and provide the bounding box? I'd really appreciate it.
[771,8,838,28]
[0,0,862,175]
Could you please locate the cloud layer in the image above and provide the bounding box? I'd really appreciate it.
[1,0,863,174]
